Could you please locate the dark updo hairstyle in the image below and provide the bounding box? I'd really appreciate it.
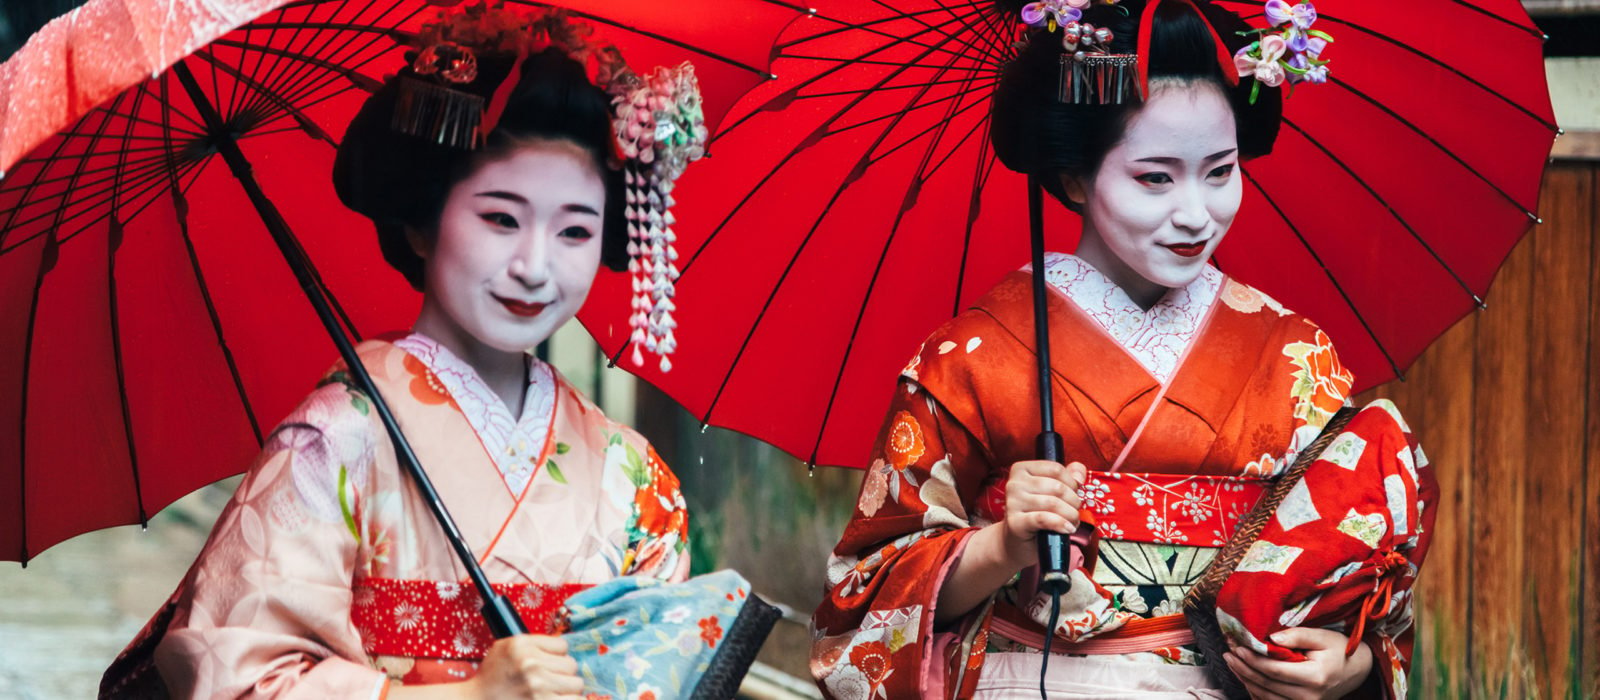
[989,0,1282,210]
[334,48,628,291]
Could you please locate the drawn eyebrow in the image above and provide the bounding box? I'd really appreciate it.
[1133,148,1238,165]
[475,192,600,216]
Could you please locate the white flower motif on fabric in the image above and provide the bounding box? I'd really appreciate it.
[1236,541,1304,574]
[1032,252,1221,384]
[1321,433,1367,470]
[1385,474,1410,536]
[397,334,556,495]
[1336,509,1388,548]
[1276,478,1321,532]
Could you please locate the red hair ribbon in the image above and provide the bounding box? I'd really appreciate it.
[1135,0,1241,100]
[479,43,530,146]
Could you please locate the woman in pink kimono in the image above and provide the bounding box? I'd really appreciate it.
[103,12,691,700]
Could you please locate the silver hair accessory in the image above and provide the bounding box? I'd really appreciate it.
[1055,22,1141,105]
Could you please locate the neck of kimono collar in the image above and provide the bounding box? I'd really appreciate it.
[394,332,556,495]
[1034,252,1223,385]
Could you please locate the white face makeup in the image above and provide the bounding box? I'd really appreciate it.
[1070,80,1242,307]
[413,138,606,360]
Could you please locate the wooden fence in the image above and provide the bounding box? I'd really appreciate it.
[1357,161,1599,698]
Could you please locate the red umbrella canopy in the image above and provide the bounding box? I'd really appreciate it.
[577,0,1557,469]
[0,0,806,563]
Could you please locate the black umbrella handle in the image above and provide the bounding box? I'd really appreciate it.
[171,63,527,639]
[1027,177,1073,597]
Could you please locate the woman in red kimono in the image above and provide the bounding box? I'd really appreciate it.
[811,0,1436,697]
[102,10,701,700]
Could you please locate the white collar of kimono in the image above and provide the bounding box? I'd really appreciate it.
[1038,252,1222,385]
[394,333,556,496]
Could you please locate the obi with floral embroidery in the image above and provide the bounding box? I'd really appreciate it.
[104,334,691,698]
[812,255,1431,699]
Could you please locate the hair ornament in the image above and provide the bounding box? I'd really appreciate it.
[608,62,708,373]
[390,2,704,372]
[392,2,626,148]
[1234,0,1332,103]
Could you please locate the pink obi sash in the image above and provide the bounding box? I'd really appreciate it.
[982,471,1269,546]
[352,578,591,660]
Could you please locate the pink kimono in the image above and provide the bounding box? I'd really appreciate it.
[103,334,691,698]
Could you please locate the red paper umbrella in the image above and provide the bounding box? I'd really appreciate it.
[0,0,804,584]
[579,0,1557,471]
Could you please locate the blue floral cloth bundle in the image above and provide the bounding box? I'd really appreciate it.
[560,570,781,699]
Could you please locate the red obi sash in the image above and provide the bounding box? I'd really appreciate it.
[352,578,591,660]
[982,470,1269,546]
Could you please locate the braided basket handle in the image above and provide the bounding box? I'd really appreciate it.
[1182,405,1361,698]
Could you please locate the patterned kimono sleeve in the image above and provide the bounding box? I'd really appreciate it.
[620,439,692,583]
[152,384,388,700]
[810,379,992,700]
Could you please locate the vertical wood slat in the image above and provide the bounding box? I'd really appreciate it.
[1470,196,1535,694]
[1524,166,1594,699]
[1359,162,1600,696]
[1584,163,1600,700]
[1413,315,1477,697]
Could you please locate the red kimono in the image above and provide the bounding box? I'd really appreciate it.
[811,255,1434,698]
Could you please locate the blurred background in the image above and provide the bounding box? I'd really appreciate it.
[1,0,1599,698]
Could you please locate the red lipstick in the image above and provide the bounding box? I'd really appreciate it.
[495,295,547,317]
[1164,241,1207,258]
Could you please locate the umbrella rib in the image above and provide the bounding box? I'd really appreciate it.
[1239,165,1401,378]
[1328,75,1538,219]
[107,221,150,528]
[683,10,994,279]
[236,3,393,120]
[507,0,775,77]
[807,58,991,464]
[152,76,263,447]
[776,54,999,72]
[714,6,995,143]
[246,1,411,120]
[1218,4,1559,132]
[0,156,183,238]
[249,0,394,117]
[2,111,125,237]
[16,239,51,565]
[793,75,992,100]
[236,3,384,122]
[829,80,998,136]
[952,139,1000,317]
[1280,115,1484,306]
[782,1,993,62]
[865,0,1006,65]
[696,25,983,427]
[863,83,995,168]
[92,94,154,526]
[52,158,210,249]
[1445,0,1545,39]
[193,50,339,147]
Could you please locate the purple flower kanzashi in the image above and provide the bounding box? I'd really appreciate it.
[1286,53,1328,84]
[1264,0,1318,29]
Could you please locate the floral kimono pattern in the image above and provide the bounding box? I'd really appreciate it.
[812,256,1431,699]
[103,334,690,699]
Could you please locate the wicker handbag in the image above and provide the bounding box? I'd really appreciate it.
[1181,406,1359,698]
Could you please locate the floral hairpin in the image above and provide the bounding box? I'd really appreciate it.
[1233,0,1333,103]
[392,2,705,373]
[609,63,708,372]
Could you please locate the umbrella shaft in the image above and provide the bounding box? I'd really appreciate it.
[169,63,526,638]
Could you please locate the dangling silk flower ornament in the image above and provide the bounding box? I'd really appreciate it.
[610,63,708,372]
[1233,0,1332,103]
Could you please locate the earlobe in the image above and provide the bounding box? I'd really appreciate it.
[403,226,431,260]
[1059,173,1087,206]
